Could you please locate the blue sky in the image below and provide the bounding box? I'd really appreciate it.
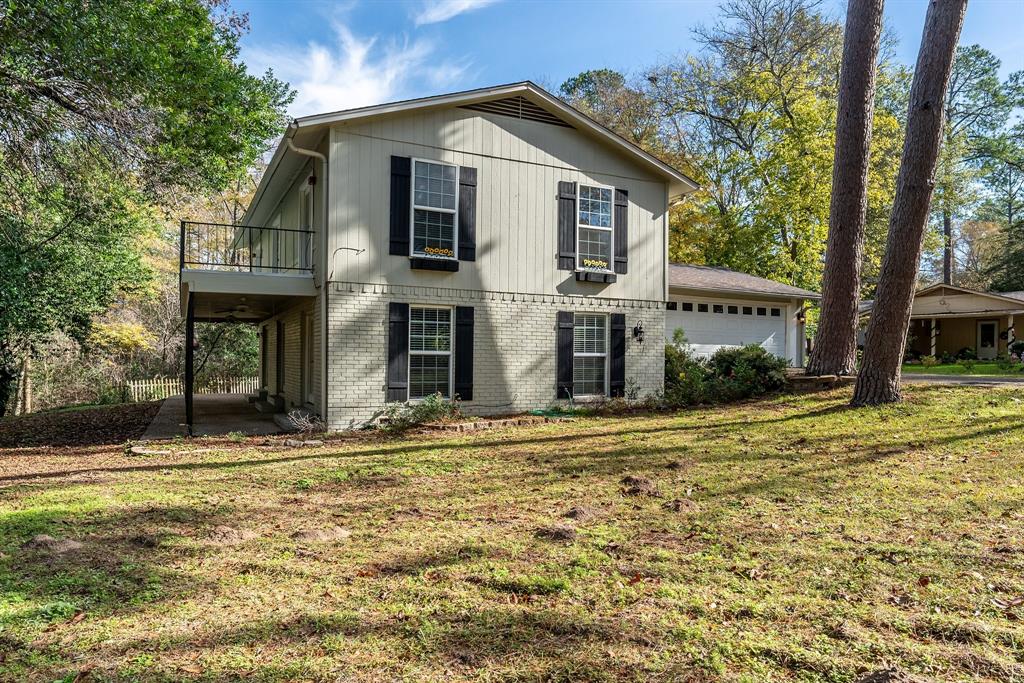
[236,0,1024,118]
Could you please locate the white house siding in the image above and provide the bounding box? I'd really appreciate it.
[326,282,665,429]
[326,107,669,302]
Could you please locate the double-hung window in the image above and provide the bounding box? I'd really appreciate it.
[412,160,458,260]
[576,184,614,272]
[573,313,607,396]
[409,306,452,399]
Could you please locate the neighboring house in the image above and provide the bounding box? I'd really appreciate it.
[177,82,811,432]
[666,264,819,365]
[861,284,1023,360]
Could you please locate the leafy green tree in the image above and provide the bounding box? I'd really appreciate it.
[559,69,663,149]
[0,0,292,415]
[929,45,1015,285]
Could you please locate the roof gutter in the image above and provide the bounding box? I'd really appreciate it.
[282,125,331,429]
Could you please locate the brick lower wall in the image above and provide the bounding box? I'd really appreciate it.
[325,282,665,429]
[259,298,318,411]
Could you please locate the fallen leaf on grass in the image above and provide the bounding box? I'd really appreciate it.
[991,596,1024,610]
[918,575,931,588]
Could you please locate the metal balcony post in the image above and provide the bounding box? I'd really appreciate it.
[184,293,195,436]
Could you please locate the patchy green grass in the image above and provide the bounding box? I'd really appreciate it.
[1,385,1022,682]
[902,362,1023,376]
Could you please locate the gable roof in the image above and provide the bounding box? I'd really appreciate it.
[913,283,1024,307]
[669,263,820,300]
[243,82,699,225]
[860,284,1024,315]
[294,81,699,196]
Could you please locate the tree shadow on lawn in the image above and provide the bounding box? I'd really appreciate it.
[0,395,855,486]
[0,502,238,662]
[100,601,643,680]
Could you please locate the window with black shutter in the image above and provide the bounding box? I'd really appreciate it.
[458,168,477,261]
[557,182,576,271]
[609,314,626,397]
[389,157,411,256]
[453,306,474,400]
[613,188,628,274]
[386,303,410,402]
[556,311,574,398]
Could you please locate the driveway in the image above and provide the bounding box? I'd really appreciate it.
[902,373,1024,386]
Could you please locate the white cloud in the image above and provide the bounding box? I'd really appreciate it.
[243,23,470,118]
[414,0,500,26]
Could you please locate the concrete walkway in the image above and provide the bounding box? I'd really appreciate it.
[902,373,1024,386]
[141,394,282,440]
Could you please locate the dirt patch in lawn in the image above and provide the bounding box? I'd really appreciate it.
[0,402,161,448]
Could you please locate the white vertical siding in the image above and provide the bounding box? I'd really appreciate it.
[327,106,668,302]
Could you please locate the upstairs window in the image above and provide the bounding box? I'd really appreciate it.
[573,313,607,396]
[408,306,452,399]
[576,184,613,272]
[412,160,458,260]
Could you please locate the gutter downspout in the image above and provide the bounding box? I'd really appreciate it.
[286,132,330,429]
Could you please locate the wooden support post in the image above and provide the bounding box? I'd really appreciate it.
[930,318,937,357]
[185,293,195,436]
[1009,314,1015,352]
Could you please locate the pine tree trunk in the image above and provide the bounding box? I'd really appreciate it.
[807,0,885,377]
[852,0,968,407]
[942,209,953,284]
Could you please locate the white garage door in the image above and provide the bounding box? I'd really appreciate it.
[667,300,788,360]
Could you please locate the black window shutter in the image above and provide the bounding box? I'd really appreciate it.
[389,156,411,256]
[556,311,574,398]
[557,181,577,270]
[458,167,477,261]
[386,302,409,402]
[613,188,628,274]
[454,306,474,400]
[609,313,626,397]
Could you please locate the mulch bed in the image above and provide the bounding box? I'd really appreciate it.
[0,402,161,448]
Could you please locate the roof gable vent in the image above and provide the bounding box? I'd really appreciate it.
[460,96,573,128]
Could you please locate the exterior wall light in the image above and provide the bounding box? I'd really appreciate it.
[633,320,644,344]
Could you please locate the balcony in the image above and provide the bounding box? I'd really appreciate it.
[178,221,316,323]
[180,221,313,274]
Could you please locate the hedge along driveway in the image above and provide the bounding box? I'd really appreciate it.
[1,385,1022,681]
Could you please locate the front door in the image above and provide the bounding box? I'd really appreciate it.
[977,320,998,360]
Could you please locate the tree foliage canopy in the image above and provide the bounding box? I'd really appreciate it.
[560,0,907,294]
[0,0,292,413]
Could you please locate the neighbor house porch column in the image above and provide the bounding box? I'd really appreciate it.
[930,317,937,357]
[1009,314,1015,351]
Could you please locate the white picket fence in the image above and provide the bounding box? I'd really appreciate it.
[125,376,260,402]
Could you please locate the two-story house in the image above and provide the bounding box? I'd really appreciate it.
[179,82,814,432]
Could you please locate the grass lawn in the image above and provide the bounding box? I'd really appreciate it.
[1,386,1022,682]
[902,362,1024,377]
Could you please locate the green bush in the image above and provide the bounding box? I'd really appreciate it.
[380,393,461,433]
[1010,340,1024,357]
[921,355,940,368]
[957,358,977,373]
[706,345,788,401]
[664,338,788,408]
[955,347,978,361]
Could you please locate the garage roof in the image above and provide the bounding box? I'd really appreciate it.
[669,263,820,300]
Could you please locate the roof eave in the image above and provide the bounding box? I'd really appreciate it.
[669,283,820,301]
[292,81,700,193]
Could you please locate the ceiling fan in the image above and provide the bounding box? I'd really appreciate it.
[212,302,267,319]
